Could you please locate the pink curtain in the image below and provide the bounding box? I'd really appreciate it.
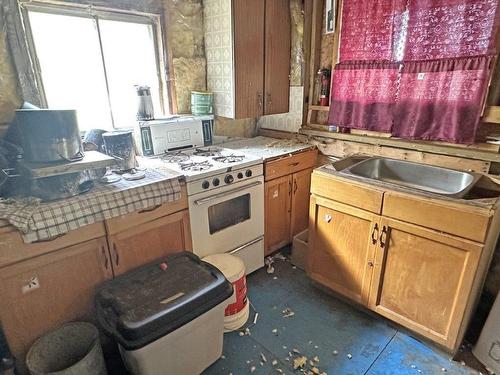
[393,56,495,143]
[328,61,400,132]
[404,0,500,61]
[340,0,407,62]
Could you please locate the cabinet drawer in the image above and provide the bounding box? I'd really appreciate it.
[0,222,106,268]
[105,184,188,235]
[382,192,491,243]
[310,172,384,214]
[265,149,318,181]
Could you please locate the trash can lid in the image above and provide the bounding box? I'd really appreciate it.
[95,252,233,350]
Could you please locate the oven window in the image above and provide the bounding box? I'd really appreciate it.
[208,194,250,234]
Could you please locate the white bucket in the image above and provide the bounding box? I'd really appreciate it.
[203,254,249,331]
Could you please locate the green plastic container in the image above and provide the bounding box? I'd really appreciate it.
[191,91,213,115]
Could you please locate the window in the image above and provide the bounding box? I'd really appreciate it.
[24,3,167,131]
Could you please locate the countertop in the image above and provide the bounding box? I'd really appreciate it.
[221,136,314,160]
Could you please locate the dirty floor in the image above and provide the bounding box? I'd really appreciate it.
[107,254,482,375]
[202,256,480,375]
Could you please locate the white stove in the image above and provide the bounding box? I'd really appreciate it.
[146,146,265,274]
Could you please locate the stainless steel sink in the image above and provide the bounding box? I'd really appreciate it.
[342,157,480,198]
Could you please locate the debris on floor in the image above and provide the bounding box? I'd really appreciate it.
[347,353,352,359]
[282,308,295,318]
[265,257,275,274]
[293,355,308,369]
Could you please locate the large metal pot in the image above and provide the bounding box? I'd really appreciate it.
[14,109,84,163]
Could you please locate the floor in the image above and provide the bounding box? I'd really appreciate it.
[201,255,481,375]
[107,253,483,375]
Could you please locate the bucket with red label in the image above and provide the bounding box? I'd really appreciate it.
[203,254,249,331]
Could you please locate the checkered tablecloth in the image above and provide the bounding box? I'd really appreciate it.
[0,168,182,243]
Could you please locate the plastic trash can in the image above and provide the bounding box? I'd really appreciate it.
[26,322,107,375]
[96,252,233,375]
[473,291,500,374]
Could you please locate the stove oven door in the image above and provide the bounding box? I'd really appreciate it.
[189,176,264,273]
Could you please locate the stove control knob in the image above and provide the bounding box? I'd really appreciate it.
[245,169,253,178]
[225,175,234,184]
[237,172,244,179]
[213,178,220,186]
[202,180,210,189]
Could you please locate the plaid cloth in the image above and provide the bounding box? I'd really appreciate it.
[0,168,182,243]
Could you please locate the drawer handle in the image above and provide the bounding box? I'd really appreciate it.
[101,246,109,270]
[112,243,120,266]
[138,204,161,214]
[289,162,300,167]
[380,226,388,248]
[371,223,379,245]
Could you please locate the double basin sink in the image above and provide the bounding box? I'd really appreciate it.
[337,157,481,198]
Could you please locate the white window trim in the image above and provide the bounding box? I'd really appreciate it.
[19,0,170,126]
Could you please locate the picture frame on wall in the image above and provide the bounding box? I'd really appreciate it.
[325,0,336,34]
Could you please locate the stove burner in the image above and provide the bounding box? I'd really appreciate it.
[192,147,222,157]
[179,160,213,171]
[161,151,190,163]
[212,154,245,163]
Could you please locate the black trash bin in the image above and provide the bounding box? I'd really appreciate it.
[96,252,233,375]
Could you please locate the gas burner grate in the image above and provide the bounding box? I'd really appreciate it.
[192,147,222,157]
[161,151,190,163]
[212,154,245,163]
[179,160,213,171]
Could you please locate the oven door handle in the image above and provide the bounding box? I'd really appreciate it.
[229,236,264,254]
[194,181,262,205]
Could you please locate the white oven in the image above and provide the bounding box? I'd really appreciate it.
[188,174,264,274]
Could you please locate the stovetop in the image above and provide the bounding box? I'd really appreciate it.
[145,146,263,182]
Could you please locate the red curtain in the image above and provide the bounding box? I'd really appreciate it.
[393,56,495,143]
[328,61,400,132]
[339,0,407,62]
[404,0,500,61]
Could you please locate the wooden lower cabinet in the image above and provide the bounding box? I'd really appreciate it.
[264,175,292,254]
[108,209,192,276]
[308,196,377,305]
[0,237,112,374]
[368,217,483,349]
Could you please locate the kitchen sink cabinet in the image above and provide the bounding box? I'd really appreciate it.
[0,237,112,375]
[368,217,483,350]
[108,209,192,276]
[264,149,318,255]
[308,168,500,352]
[308,196,377,305]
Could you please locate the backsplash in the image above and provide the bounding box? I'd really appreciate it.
[258,86,304,133]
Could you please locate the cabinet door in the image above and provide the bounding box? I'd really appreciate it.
[109,210,192,276]
[291,168,313,237]
[0,237,112,375]
[264,175,292,255]
[234,0,265,118]
[308,196,378,305]
[264,0,291,115]
[369,217,483,350]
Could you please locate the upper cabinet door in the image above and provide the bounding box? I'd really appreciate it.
[264,0,291,115]
[233,0,265,118]
[368,217,483,351]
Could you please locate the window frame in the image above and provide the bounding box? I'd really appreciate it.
[19,0,171,126]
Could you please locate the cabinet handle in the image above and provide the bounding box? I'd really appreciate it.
[379,226,388,248]
[324,214,332,223]
[257,93,263,109]
[368,261,374,267]
[371,223,379,245]
[101,246,109,270]
[138,204,161,214]
[288,180,292,195]
[266,93,272,108]
[112,243,120,266]
[293,179,298,194]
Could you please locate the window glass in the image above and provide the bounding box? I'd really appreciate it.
[28,11,113,130]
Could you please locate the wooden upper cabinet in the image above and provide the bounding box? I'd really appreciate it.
[204,0,290,119]
[308,196,377,305]
[234,0,265,118]
[0,237,112,374]
[108,210,192,276]
[369,217,483,350]
[264,0,291,115]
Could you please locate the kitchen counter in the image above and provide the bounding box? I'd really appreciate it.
[221,136,314,160]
